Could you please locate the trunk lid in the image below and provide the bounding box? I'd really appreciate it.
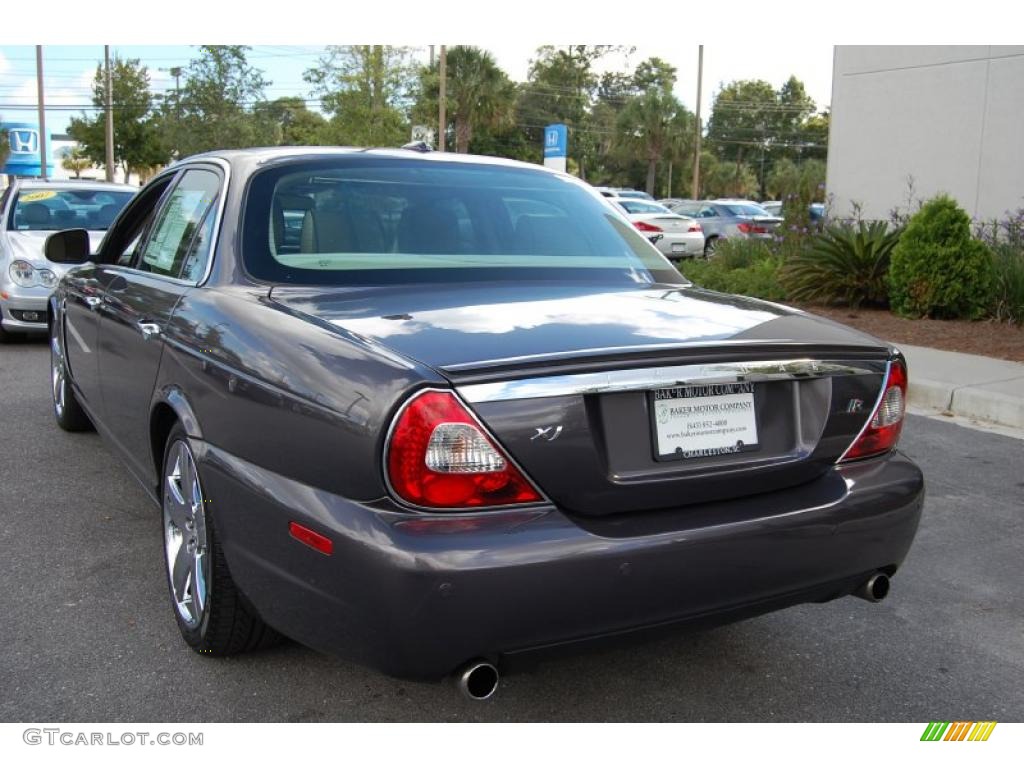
[270,283,892,514]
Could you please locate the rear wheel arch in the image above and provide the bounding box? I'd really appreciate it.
[150,388,203,486]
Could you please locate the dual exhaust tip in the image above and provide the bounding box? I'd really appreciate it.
[454,573,891,701]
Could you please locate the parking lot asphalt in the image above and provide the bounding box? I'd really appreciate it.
[1,335,1022,723]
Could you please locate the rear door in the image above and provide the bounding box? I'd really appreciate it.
[95,165,224,484]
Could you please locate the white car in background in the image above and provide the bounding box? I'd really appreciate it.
[611,198,704,259]
[0,179,136,341]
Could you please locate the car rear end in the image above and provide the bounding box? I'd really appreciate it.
[717,201,783,241]
[206,153,923,681]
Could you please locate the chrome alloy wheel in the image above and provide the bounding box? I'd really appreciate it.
[50,334,66,419]
[163,440,210,629]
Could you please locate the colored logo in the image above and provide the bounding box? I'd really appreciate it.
[9,129,39,154]
[920,721,997,741]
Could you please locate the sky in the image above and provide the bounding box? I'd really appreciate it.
[0,43,835,136]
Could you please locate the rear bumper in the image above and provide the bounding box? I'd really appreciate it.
[196,443,924,680]
[654,232,704,257]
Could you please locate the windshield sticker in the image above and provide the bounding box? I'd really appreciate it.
[19,190,58,202]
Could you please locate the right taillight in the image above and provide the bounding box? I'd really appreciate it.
[840,360,908,462]
[385,389,543,510]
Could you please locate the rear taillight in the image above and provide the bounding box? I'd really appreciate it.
[840,360,908,461]
[635,221,662,233]
[385,390,542,510]
[688,223,703,233]
[737,222,768,234]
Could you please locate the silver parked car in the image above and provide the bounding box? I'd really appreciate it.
[0,179,135,340]
[611,198,704,259]
[670,199,783,257]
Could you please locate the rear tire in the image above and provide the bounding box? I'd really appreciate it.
[703,237,718,259]
[50,321,93,432]
[160,425,280,655]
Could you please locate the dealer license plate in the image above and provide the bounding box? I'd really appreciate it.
[651,382,759,460]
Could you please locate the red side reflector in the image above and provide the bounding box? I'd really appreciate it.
[289,522,333,555]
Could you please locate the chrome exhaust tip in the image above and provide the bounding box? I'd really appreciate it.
[854,572,891,603]
[456,660,500,701]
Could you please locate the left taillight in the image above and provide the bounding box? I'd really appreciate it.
[385,390,543,510]
[840,360,908,462]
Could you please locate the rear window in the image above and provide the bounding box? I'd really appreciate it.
[617,200,672,215]
[242,158,684,286]
[9,188,134,231]
[721,203,770,217]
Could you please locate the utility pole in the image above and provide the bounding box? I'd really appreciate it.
[169,66,182,118]
[35,46,47,180]
[691,44,704,199]
[104,46,115,182]
[429,45,435,68]
[438,45,447,152]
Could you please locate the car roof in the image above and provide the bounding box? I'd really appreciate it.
[178,146,559,175]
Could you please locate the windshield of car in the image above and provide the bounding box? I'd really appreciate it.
[616,200,673,215]
[9,188,134,231]
[720,203,771,217]
[243,158,685,286]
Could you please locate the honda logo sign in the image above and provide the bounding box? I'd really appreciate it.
[9,129,39,154]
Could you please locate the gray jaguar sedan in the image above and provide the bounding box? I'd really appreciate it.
[45,147,923,700]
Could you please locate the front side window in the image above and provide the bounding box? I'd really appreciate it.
[137,169,221,280]
[243,158,683,287]
[9,188,134,231]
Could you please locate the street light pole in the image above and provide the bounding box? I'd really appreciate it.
[691,44,703,199]
[104,46,115,182]
[35,46,47,180]
[438,45,447,152]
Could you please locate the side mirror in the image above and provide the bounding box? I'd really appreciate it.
[44,229,92,264]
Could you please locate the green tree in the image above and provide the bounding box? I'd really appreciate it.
[517,46,626,179]
[615,68,692,195]
[67,56,167,180]
[413,46,516,154]
[305,45,415,147]
[257,96,328,145]
[162,46,276,157]
[707,76,818,198]
[889,195,995,319]
[0,120,9,169]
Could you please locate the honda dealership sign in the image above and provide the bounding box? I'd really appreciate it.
[543,123,567,173]
[1,122,54,177]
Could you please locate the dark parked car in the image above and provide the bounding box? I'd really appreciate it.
[45,148,923,699]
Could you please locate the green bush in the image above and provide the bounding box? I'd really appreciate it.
[681,238,786,301]
[780,221,900,308]
[990,244,1024,324]
[888,195,995,318]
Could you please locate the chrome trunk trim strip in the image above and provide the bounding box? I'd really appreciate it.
[457,359,878,403]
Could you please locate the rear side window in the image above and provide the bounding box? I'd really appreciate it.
[138,169,221,280]
[243,157,684,287]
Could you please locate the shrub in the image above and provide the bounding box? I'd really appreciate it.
[681,238,786,301]
[888,195,995,319]
[780,221,900,308]
[977,210,1024,325]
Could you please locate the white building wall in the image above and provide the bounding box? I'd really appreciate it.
[827,46,1024,222]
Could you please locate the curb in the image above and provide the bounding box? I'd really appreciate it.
[908,378,1024,431]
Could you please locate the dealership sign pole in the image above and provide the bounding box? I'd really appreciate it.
[543,124,567,173]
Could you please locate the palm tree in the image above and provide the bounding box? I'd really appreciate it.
[442,46,515,154]
[61,147,93,179]
[616,89,692,195]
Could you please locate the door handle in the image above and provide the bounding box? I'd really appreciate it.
[84,296,102,310]
[137,321,162,340]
